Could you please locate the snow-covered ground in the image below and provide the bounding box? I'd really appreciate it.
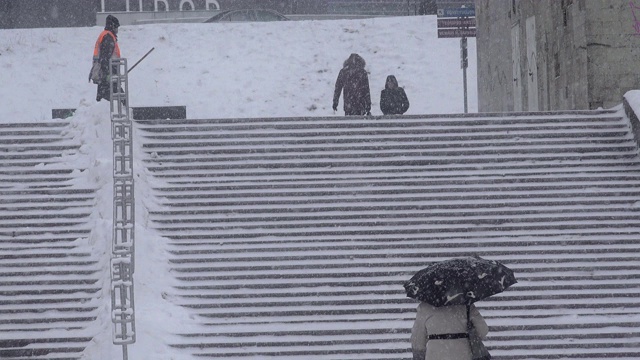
[0,15,476,122]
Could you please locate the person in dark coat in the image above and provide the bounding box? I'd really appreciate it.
[332,53,371,116]
[380,75,410,115]
[91,15,121,102]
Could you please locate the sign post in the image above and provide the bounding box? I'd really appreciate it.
[461,37,468,113]
[436,0,475,113]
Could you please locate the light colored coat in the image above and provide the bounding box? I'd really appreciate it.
[411,302,488,360]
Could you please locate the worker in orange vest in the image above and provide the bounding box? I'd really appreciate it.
[89,15,121,102]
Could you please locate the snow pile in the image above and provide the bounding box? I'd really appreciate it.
[625,90,640,116]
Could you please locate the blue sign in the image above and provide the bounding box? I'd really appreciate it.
[437,7,476,17]
[436,0,474,3]
[436,0,474,5]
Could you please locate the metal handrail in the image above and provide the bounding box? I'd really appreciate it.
[109,58,136,360]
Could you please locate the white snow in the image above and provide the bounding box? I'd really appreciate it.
[0,16,475,122]
[625,89,640,121]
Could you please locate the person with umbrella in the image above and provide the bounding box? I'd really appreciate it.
[404,256,517,360]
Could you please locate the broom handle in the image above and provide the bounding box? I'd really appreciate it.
[127,47,155,74]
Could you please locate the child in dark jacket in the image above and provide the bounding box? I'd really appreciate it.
[380,75,410,115]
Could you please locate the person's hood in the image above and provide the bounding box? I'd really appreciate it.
[385,75,399,89]
[105,15,120,32]
[343,53,365,69]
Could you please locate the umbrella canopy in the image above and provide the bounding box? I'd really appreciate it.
[404,256,517,307]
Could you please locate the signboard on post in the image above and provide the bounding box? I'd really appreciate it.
[437,18,476,28]
[437,7,475,18]
[435,0,475,6]
[435,0,476,38]
[436,0,475,10]
[435,0,475,113]
[437,28,477,38]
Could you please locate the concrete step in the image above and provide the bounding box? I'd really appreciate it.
[141,124,630,142]
[0,169,75,176]
[0,132,72,140]
[152,201,640,218]
[151,219,640,237]
[154,208,640,224]
[192,309,638,326]
[174,328,637,347]
[166,239,640,255]
[143,163,640,182]
[0,205,92,214]
[0,215,91,226]
[151,172,640,188]
[0,170,77,188]
[170,342,640,360]
[159,227,640,244]
[171,290,640,308]
[172,283,639,303]
[143,132,634,154]
[144,160,640,180]
[135,112,622,128]
[0,229,92,237]
[165,232,640,247]
[151,188,640,207]
[0,122,70,129]
[144,137,634,157]
[0,260,99,269]
[0,349,84,360]
[140,127,635,145]
[165,238,640,255]
[0,338,87,359]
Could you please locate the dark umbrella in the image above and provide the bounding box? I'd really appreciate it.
[403,256,517,307]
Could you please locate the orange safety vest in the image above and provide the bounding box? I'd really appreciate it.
[93,30,121,61]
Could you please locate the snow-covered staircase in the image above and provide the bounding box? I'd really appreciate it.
[0,122,103,359]
[136,109,640,360]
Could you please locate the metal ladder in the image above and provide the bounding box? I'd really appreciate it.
[109,58,136,360]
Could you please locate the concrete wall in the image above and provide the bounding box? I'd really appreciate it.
[477,0,640,112]
[532,0,589,111]
[96,0,430,25]
[98,0,424,15]
[0,0,98,28]
[585,1,640,109]
[96,10,218,25]
[1,0,432,29]
[476,0,513,112]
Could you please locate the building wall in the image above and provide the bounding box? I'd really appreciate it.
[585,1,640,109]
[476,0,513,112]
[98,0,425,15]
[0,0,98,28]
[1,0,434,29]
[477,0,640,112]
[530,0,589,111]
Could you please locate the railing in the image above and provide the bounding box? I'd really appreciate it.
[109,58,136,360]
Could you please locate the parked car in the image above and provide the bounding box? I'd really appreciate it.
[204,9,290,23]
